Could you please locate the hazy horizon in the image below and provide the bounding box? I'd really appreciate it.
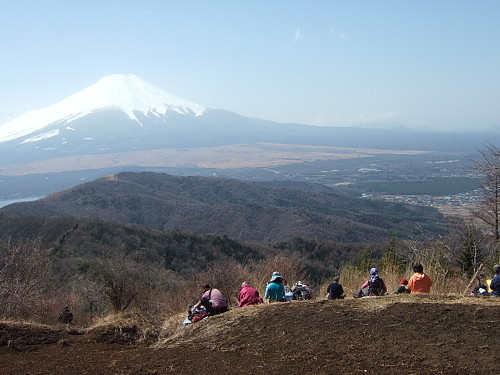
[1,1,499,132]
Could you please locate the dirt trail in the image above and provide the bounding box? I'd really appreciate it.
[1,295,499,375]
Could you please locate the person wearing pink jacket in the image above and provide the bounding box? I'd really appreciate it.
[191,284,228,315]
[238,282,263,307]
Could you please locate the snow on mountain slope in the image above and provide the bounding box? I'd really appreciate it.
[0,74,205,143]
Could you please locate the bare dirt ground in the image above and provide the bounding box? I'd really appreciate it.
[1,295,498,375]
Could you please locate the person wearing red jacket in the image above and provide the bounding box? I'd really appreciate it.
[407,263,432,294]
[238,282,263,307]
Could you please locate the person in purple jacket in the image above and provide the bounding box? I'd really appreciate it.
[191,284,228,315]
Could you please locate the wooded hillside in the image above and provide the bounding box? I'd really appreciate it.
[0,172,449,243]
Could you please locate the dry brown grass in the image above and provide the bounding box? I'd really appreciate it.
[157,294,500,350]
[158,302,271,348]
[164,254,307,316]
[246,254,306,296]
[318,267,478,299]
[0,143,428,175]
[86,311,165,344]
[0,320,68,346]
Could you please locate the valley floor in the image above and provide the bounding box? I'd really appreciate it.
[1,295,498,375]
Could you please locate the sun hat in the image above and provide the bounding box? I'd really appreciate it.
[270,271,283,282]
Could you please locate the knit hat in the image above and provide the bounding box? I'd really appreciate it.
[400,278,408,285]
[370,268,379,275]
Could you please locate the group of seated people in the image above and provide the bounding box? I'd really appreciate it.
[322,263,432,300]
[187,263,500,323]
[351,263,432,298]
[333,263,500,299]
[187,271,292,322]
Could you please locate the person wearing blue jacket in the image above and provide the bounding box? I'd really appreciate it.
[265,272,286,302]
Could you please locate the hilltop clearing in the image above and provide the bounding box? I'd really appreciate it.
[1,295,498,374]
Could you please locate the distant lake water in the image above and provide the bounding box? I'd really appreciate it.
[0,196,43,208]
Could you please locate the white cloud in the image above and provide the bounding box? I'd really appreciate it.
[331,28,347,40]
[294,28,304,41]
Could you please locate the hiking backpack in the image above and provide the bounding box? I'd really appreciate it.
[368,277,385,296]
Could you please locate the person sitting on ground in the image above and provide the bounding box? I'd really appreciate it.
[470,274,490,296]
[407,263,432,294]
[327,276,344,299]
[265,272,286,302]
[191,284,228,316]
[238,281,264,307]
[291,280,313,300]
[490,265,500,297]
[356,268,387,298]
[58,306,73,324]
[394,278,411,294]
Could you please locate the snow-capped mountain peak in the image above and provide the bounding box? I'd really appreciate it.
[0,74,205,143]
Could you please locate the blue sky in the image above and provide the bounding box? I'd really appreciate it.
[0,0,499,131]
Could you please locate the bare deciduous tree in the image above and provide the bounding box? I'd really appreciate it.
[88,250,153,314]
[0,239,52,320]
[473,144,500,241]
[456,219,488,278]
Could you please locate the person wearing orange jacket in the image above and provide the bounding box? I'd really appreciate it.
[407,263,432,294]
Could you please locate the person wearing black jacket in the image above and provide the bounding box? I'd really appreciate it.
[327,276,344,299]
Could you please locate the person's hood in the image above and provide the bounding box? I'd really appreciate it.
[412,272,426,280]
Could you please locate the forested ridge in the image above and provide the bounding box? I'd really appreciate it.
[0,214,380,283]
[0,172,449,243]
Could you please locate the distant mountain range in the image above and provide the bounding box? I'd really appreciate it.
[0,172,449,243]
[0,74,498,171]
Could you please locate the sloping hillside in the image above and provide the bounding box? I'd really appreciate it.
[0,296,498,375]
[0,214,387,283]
[0,172,448,242]
[0,215,263,276]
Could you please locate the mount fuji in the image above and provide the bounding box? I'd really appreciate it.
[0,74,498,176]
[0,74,309,168]
[0,74,205,144]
